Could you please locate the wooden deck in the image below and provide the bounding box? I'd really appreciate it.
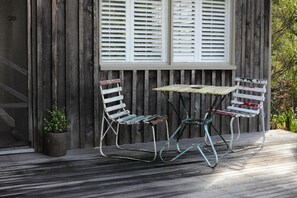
[0,130,297,198]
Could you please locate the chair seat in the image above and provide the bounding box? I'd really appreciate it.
[215,109,257,118]
[115,114,167,125]
[149,115,168,126]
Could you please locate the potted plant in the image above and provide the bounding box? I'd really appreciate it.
[43,106,69,157]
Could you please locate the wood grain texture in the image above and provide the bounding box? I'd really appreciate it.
[28,0,271,150]
[66,0,80,148]
[234,0,271,133]
[27,0,33,148]
[0,131,296,197]
[36,0,52,152]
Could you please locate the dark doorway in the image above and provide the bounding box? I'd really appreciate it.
[0,0,29,148]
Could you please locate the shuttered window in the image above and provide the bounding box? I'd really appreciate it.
[134,0,166,62]
[173,0,230,62]
[172,1,198,62]
[201,0,230,61]
[100,0,166,62]
[101,0,127,62]
[100,0,231,65]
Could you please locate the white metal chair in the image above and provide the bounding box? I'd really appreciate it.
[207,77,268,151]
[98,79,169,162]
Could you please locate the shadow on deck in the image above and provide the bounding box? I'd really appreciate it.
[0,130,297,197]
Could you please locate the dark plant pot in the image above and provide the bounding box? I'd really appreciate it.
[43,131,69,157]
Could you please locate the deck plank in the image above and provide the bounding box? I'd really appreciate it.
[0,130,296,197]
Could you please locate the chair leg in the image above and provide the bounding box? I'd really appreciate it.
[165,120,170,149]
[104,122,160,162]
[203,113,238,147]
[261,108,266,144]
[150,125,157,161]
[233,115,266,152]
[229,117,241,152]
[115,123,120,148]
[99,113,108,157]
[115,123,157,162]
[235,117,241,141]
[229,117,235,150]
[98,116,169,162]
[98,114,123,159]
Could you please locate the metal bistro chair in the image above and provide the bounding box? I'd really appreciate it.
[207,77,268,151]
[99,79,169,162]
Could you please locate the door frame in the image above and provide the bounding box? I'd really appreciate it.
[27,0,33,149]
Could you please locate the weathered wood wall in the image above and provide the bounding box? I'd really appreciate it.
[234,0,271,134]
[30,0,271,151]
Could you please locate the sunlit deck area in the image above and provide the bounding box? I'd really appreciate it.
[0,130,297,198]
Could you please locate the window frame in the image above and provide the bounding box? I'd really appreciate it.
[96,0,236,71]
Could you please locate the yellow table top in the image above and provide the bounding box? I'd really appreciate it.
[153,84,237,95]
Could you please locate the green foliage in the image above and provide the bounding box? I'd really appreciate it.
[43,106,68,133]
[271,109,297,132]
[291,119,297,132]
[271,114,286,129]
[271,0,297,132]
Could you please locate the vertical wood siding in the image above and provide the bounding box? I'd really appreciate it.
[234,0,271,134]
[30,0,271,150]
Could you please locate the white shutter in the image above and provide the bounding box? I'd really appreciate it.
[133,0,166,62]
[100,0,127,62]
[100,0,166,63]
[201,0,229,62]
[172,1,197,62]
[172,0,230,63]
[100,0,230,64]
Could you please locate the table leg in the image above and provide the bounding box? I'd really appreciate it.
[203,95,231,150]
[159,122,184,162]
[160,119,219,168]
[159,90,222,167]
[201,123,219,168]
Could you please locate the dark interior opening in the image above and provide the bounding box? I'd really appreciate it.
[0,0,29,148]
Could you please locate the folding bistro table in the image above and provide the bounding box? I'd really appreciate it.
[154,84,236,167]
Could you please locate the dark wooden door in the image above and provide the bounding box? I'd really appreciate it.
[0,0,29,148]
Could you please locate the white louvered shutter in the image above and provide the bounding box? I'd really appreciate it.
[100,0,230,64]
[100,0,166,63]
[173,0,230,63]
[101,0,127,62]
[172,1,198,62]
[133,0,166,62]
[201,0,229,62]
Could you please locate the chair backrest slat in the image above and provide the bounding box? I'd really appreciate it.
[233,93,265,101]
[106,103,126,112]
[101,87,122,95]
[227,106,260,115]
[237,86,266,93]
[99,79,121,86]
[103,95,124,104]
[231,100,261,109]
[109,110,130,119]
[235,77,267,85]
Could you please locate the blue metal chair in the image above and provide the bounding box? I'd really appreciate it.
[98,79,169,162]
